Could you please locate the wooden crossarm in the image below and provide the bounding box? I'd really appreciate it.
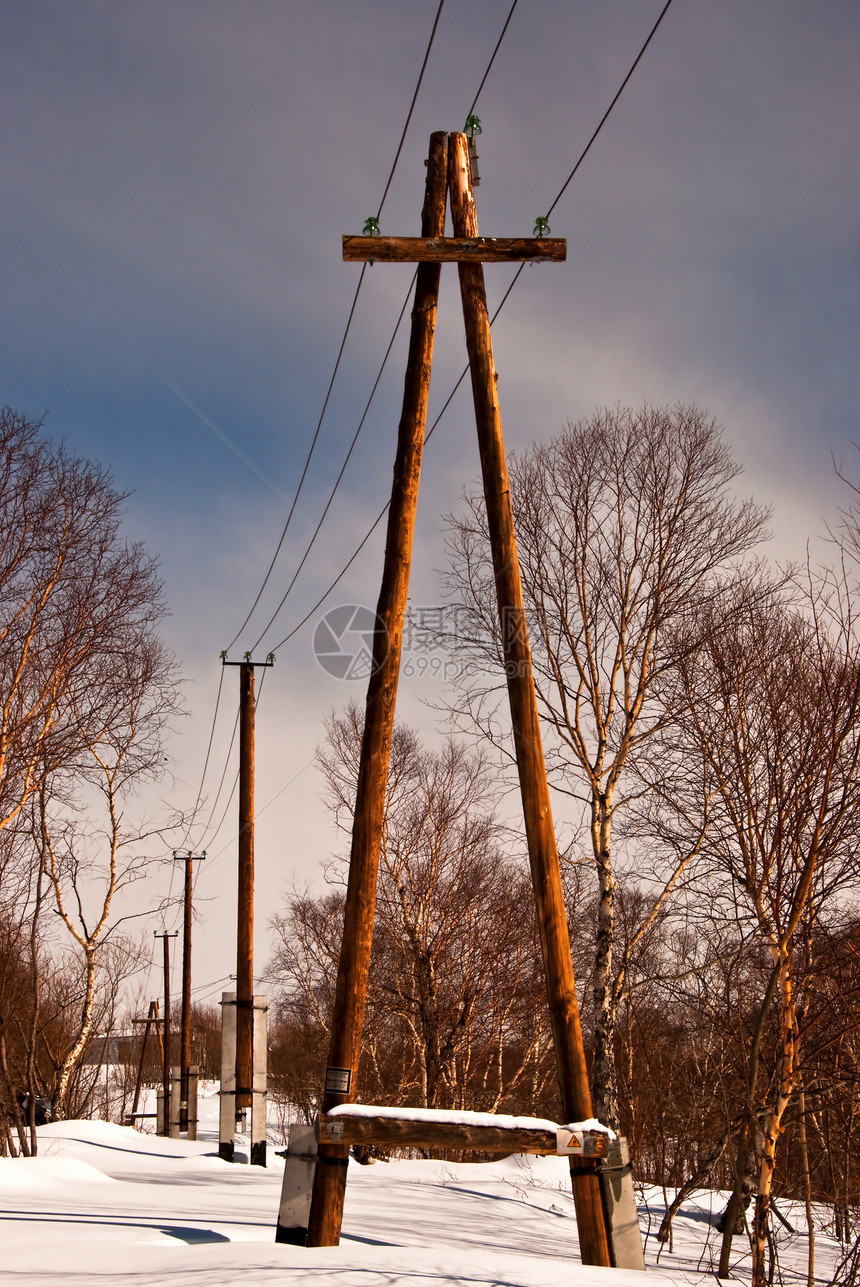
[343,235,566,264]
[318,1112,608,1157]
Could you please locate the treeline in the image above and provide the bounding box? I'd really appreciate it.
[266,406,860,1287]
[0,407,181,1154]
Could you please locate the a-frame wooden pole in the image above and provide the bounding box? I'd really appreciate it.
[447,131,611,1267]
[129,1000,160,1122]
[305,130,450,1248]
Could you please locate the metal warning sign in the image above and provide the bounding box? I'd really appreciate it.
[555,1128,609,1157]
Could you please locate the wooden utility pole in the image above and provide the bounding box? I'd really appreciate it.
[128,1001,162,1123]
[446,131,609,1265]
[307,132,611,1265]
[306,131,450,1247]
[223,655,272,1162]
[173,850,205,1131]
[154,932,177,1135]
[237,661,255,1113]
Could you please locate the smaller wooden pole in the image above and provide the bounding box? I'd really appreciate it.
[173,851,205,1130]
[154,932,177,1136]
[222,656,272,1143]
[236,662,255,1112]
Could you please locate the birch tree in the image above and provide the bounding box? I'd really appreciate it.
[269,706,556,1118]
[671,580,860,1285]
[39,627,180,1118]
[443,404,768,1127]
[0,406,171,832]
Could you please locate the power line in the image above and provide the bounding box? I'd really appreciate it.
[264,0,676,653]
[225,0,448,654]
[196,705,240,846]
[375,0,447,220]
[466,0,519,118]
[267,366,472,654]
[179,663,225,851]
[248,270,418,653]
[545,0,675,219]
[198,665,271,853]
[224,266,368,652]
[244,7,521,651]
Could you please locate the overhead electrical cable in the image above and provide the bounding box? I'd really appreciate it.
[196,665,271,853]
[248,271,418,653]
[224,265,367,652]
[225,0,447,654]
[466,0,519,118]
[196,705,240,844]
[179,664,225,851]
[264,0,675,655]
[266,366,471,653]
[182,1,452,858]
[249,5,522,651]
[545,0,674,219]
[375,0,447,220]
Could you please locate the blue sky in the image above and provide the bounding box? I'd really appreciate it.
[3,0,859,997]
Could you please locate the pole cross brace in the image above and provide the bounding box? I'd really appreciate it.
[343,235,566,264]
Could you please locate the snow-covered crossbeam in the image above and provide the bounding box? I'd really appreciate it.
[319,1105,614,1157]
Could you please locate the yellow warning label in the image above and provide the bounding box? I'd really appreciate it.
[555,1127,586,1154]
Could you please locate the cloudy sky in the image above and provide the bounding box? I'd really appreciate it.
[3,0,859,1001]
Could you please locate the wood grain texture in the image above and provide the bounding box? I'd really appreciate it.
[318,1114,608,1157]
[343,236,566,263]
[447,131,611,1269]
[235,662,254,1108]
[306,131,450,1250]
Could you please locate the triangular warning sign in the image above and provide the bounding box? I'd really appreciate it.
[555,1127,585,1155]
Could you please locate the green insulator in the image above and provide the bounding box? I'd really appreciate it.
[362,216,380,236]
[464,114,482,139]
[533,215,551,238]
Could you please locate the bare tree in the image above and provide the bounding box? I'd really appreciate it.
[0,407,183,1131]
[38,628,180,1119]
[443,404,768,1127]
[268,706,556,1123]
[0,407,169,832]
[669,578,860,1286]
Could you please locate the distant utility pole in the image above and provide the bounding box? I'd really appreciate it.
[222,654,272,1145]
[153,931,178,1135]
[128,1000,162,1125]
[172,850,205,1131]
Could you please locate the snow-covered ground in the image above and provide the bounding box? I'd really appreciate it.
[0,1087,844,1287]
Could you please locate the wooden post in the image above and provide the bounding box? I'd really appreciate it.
[305,130,450,1249]
[237,661,255,1115]
[447,131,610,1267]
[128,1000,160,1123]
[222,655,271,1161]
[218,990,238,1163]
[173,850,205,1131]
[154,932,177,1136]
